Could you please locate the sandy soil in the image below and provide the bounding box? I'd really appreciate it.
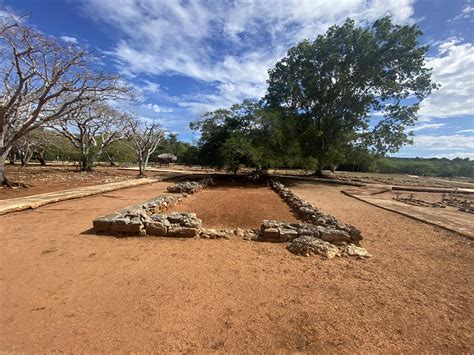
[0,181,472,352]
[167,185,300,229]
[0,166,158,200]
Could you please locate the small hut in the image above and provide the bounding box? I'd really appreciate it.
[157,153,177,166]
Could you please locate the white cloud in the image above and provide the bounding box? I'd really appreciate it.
[411,134,474,151]
[145,103,173,113]
[409,123,445,132]
[77,0,416,111]
[457,129,474,133]
[60,35,78,44]
[419,38,474,120]
[142,80,160,94]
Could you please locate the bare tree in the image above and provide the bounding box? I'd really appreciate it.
[125,116,164,177]
[9,127,59,166]
[0,10,129,185]
[51,103,127,171]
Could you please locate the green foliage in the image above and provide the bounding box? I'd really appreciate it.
[266,16,437,173]
[42,135,78,162]
[191,100,312,172]
[151,133,193,163]
[220,135,260,173]
[101,140,136,164]
[372,157,474,178]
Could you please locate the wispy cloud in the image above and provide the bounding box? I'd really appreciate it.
[410,123,445,132]
[60,35,78,44]
[450,4,474,22]
[411,134,474,151]
[77,0,416,112]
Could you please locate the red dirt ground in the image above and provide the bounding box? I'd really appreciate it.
[167,185,300,229]
[0,181,472,352]
[0,165,158,200]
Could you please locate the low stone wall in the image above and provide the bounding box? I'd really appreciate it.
[146,212,202,237]
[167,178,214,194]
[93,194,188,235]
[269,180,362,242]
[92,177,371,259]
[265,180,370,259]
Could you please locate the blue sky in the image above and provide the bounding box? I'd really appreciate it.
[4,0,474,159]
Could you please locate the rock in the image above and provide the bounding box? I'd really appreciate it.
[146,221,168,236]
[110,216,143,233]
[346,225,363,242]
[260,220,280,234]
[167,178,213,194]
[235,228,244,238]
[279,228,299,241]
[93,218,112,232]
[343,244,372,258]
[167,212,185,224]
[288,236,341,259]
[318,227,351,243]
[182,217,202,228]
[243,229,259,241]
[92,212,121,232]
[262,227,280,241]
[167,226,197,238]
[199,229,231,239]
[152,214,171,226]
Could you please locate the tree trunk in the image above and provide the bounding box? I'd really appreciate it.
[80,154,93,172]
[21,150,33,167]
[315,159,324,176]
[37,151,46,166]
[138,161,145,177]
[79,146,93,172]
[9,151,16,165]
[0,149,7,185]
[104,152,116,166]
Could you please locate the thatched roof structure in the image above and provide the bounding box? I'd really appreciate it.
[157,153,177,161]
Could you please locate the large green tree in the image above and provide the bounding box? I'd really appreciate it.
[191,100,305,172]
[266,17,437,175]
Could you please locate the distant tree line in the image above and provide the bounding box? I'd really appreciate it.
[370,157,474,178]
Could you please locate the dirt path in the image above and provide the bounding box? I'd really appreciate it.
[0,166,151,200]
[0,181,472,352]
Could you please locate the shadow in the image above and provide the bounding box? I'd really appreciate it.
[80,227,99,236]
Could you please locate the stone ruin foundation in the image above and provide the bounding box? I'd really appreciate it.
[92,177,371,259]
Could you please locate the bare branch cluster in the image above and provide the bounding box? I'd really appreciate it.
[0,8,131,182]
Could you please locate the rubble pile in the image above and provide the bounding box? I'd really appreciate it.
[167,178,214,194]
[267,180,370,259]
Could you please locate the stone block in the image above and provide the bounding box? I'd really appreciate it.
[167,226,197,238]
[93,218,112,232]
[110,216,142,233]
[182,217,202,228]
[288,236,341,259]
[279,228,299,241]
[318,227,351,243]
[343,244,371,258]
[168,212,185,224]
[146,221,168,236]
[262,227,280,240]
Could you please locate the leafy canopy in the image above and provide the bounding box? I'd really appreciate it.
[266,16,437,172]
